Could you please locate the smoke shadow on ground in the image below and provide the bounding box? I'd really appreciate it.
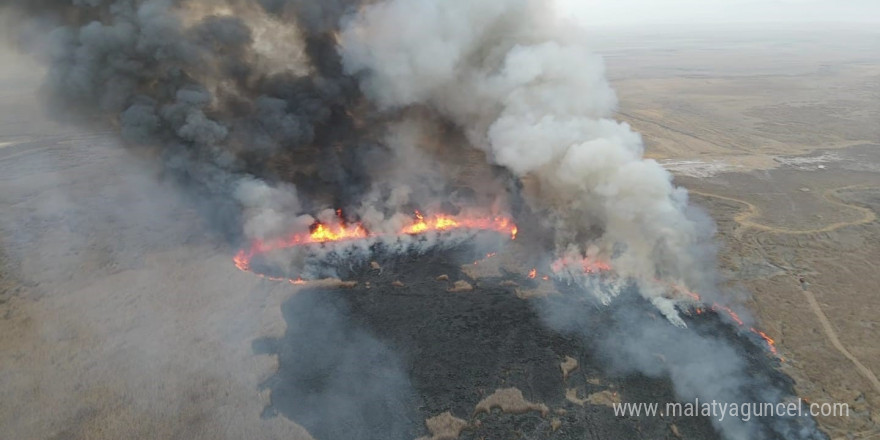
[254,287,421,439]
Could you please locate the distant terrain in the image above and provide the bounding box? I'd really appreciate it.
[1,26,879,439]
[601,26,880,438]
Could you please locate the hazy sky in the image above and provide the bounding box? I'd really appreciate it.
[554,0,880,28]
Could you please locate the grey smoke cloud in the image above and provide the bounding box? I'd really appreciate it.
[338,0,712,308]
[537,290,825,440]
[1,0,383,244]
[0,3,412,440]
[0,1,826,439]
[335,1,826,439]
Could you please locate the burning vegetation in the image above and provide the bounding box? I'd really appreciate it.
[233,210,518,276]
[0,0,821,438]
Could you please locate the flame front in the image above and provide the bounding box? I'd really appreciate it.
[401,211,517,239]
[543,256,781,359]
[311,223,368,242]
[751,328,779,357]
[232,220,368,273]
[234,211,779,359]
[234,210,517,284]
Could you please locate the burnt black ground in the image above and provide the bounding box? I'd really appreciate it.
[254,247,823,440]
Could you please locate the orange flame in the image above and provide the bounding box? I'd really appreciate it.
[474,252,498,265]
[712,304,744,326]
[751,328,779,357]
[550,256,613,275]
[309,222,368,243]
[400,211,517,239]
[551,256,781,359]
[234,210,517,285]
[232,219,367,273]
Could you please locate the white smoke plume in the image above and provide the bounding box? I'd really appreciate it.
[335,4,829,440]
[234,178,318,241]
[339,0,707,307]
[1,2,827,439]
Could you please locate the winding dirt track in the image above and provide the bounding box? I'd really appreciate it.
[688,185,878,235]
[801,288,880,396]
[689,185,880,398]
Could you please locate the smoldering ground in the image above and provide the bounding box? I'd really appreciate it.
[0,1,830,439]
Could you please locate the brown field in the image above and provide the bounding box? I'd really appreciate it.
[2,25,879,439]
[601,26,880,438]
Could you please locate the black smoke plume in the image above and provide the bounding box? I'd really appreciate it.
[1,0,386,242]
[0,1,830,439]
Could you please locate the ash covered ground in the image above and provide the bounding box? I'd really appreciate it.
[250,243,817,440]
[2,2,874,440]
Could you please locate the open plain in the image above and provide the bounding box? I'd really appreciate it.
[601,25,880,438]
[1,25,879,439]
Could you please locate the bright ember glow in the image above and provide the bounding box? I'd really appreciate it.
[751,328,779,356]
[401,211,517,239]
[234,210,517,277]
[232,222,367,273]
[672,286,780,359]
[310,223,368,243]
[551,256,613,275]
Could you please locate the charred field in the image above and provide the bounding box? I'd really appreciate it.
[251,243,815,440]
[1,2,876,440]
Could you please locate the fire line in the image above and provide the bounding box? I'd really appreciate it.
[539,257,782,359]
[233,210,517,275]
[233,212,779,359]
